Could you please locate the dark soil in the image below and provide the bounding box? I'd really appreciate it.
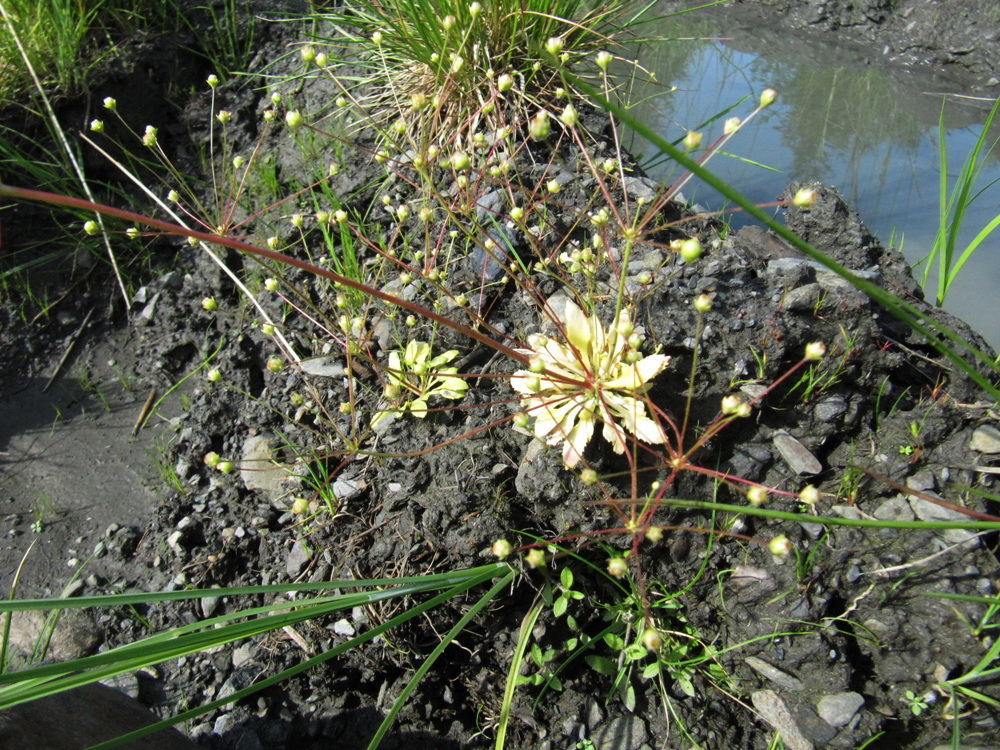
[3,3,1000,750]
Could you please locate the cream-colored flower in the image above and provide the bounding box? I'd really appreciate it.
[373,341,468,426]
[511,299,670,467]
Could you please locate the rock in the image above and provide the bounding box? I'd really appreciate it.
[0,683,198,749]
[8,608,101,661]
[783,283,821,310]
[241,434,299,503]
[201,587,223,618]
[816,691,864,728]
[772,431,823,475]
[873,495,914,522]
[298,357,345,378]
[969,424,1000,454]
[333,618,355,636]
[813,395,848,422]
[751,690,813,750]
[591,715,649,750]
[909,494,980,547]
[745,657,804,691]
[286,538,312,578]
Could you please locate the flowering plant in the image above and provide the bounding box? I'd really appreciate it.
[373,341,468,426]
[511,299,670,467]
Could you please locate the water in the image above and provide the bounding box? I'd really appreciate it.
[626,6,1000,348]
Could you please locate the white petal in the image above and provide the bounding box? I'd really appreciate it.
[563,298,592,357]
[562,410,595,468]
[605,354,670,390]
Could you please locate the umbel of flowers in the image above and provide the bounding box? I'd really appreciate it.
[511,298,670,467]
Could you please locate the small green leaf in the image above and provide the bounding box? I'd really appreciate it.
[585,655,616,675]
[622,683,636,712]
[604,634,625,651]
[642,662,660,680]
[560,567,574,589]
[624,644,646,661]
[553,595,568,618]
[531,643,543,667]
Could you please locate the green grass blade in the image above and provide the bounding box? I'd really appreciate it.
[368,568,516,749]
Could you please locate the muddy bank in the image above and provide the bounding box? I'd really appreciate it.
[708,0,1000,89]
[1,5,1000,750]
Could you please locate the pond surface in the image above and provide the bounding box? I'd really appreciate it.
[627,5,1000,348]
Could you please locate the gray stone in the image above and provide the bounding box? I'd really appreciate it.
[751,690,814,750]
[745,657,804,691]
[814,395,848,422]
[8,608,101,661]
[298,357,345,378]
[333,619,356,637]
[909,494,980,547]
[817,691,864,728]
[286,539,312,578]
[906,470,937,492]
[241,434,299,503]
[873,495,915,522]
[201,587,223,618]
[772,431,823,475]
[969,424,1000,454]
[783,283,821,311]
[591,715,649,750]
[0,683,198,749]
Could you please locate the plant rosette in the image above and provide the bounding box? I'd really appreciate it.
[511,298,670,467]
[373,340,468,426]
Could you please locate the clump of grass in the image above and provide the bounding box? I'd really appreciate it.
[307,0,650,147]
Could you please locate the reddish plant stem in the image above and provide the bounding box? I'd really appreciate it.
[0,183,529,365]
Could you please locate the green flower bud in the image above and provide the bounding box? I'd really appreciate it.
[315,52,328,67]
[126,227,140,239]
[694,294,712,312]
[266,356,283,373]
[285,110,304,128]
[291,497,309,514]
[760,87,777,107]
[142,125,158,147]
[799,485,820,506]
[103,97,117,111]
[529,111,550,140]
[804,341,826,360]
[207,74,219,88]
[216,110,232,124]
[746,486,768,506]
[683,130,702,151]
[491,538,512,559]
[450,151,471,170]
[217,460,235,474]
[607,557,628,578]
[301,46,316,63]
[680,237,703,263]
[513,412,530,428]
[204,452,221,467]
[261,323,275,336]
[580,468,598,486]
[768,535,792,556]
[90,119,104,133]
[596,50,612,71]
[559,103,578,127]
[545,37,564,57]
[83,220,100,236]
[641,628,663,651]
[201,296,218,311]
[525,548,546,568]
[206,368,222,382]
[497,73,513,92]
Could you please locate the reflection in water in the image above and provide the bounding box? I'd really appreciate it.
[626,7,1000,346]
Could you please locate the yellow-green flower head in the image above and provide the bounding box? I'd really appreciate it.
[510,298,670,468]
